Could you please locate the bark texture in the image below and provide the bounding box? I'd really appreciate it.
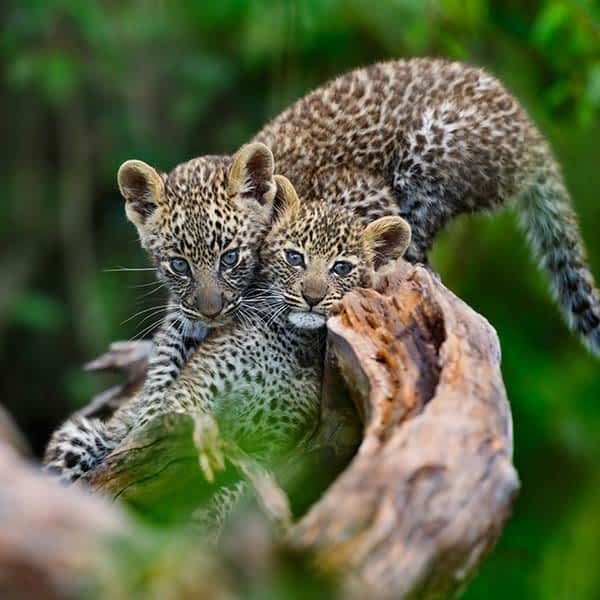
[292,262,519,599]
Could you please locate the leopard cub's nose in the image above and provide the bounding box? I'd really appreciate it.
[302,290,325,307]
[195,288,224,318]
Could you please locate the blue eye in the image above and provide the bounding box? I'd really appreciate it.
[170,257,190,275]
[285,250,305,268]
[220,248,239,269]
[332,261,353,277]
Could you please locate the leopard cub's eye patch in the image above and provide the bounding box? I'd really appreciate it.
[169,257,190,276]
[285,249,305,268]
[331,261,353,277]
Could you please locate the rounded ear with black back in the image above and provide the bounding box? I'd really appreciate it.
[363,216,412,270]
[228,143,276,208]
[117,160,165,227]
[272,175,301,223]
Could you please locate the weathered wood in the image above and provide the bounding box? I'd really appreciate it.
[2,261,516,598]
[0,424,275,600]
[79,340,152,420]
[291,262,519,598]
[0,402,242,600]
[0,435,127,599]
[79,261,519,598]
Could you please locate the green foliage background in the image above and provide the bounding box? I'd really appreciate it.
[1,1,599,597]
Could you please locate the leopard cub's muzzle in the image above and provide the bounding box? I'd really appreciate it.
[288,274,331,330]
[181,283,237,327]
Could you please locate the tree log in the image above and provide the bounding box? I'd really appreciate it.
[0,436,281,600]
[81,262,519,598]
[0,439,128,599]
[291,262,519,599]
[2,262,518,599]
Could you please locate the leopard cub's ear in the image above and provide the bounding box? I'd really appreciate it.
[228,143,276,208]
[363,216,412,270]
[271,175,301,223]
[117,160,165,227]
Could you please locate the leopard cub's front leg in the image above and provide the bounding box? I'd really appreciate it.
[43,415,119,484]
[142,310,209,401]
[44,311,208,484]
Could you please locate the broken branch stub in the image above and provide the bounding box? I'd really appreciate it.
[79,340,152,420]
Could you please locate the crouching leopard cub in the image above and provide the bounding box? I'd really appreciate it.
[44,177,411,488]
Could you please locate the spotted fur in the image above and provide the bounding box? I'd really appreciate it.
[117,144,279,406]
[44,184,411,488]
[118,58,598,357]
[253,58,599,355]
[141,313,208,398]
[118,146,277,329]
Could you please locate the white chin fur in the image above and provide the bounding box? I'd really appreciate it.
[288,311,327,329]
[180,314,211,337]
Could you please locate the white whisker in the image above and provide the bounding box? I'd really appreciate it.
[137,283,167,299]
[104,266,157,273]
[129,314,170,342]
[265,303,288,328]
[121,303,177,326]
[129,280,163,288]
[133,306,177,329]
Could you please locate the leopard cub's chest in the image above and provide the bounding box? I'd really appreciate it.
[179,325,323,453]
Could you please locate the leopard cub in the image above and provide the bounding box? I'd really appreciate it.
[117,142,281,409]
[44,177,411,484]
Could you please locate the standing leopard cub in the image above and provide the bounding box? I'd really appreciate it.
[44,177,412,484]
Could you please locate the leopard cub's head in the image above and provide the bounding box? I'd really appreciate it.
[118,143,278,328]
[259,177,411,329]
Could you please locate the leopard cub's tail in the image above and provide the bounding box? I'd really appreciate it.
[43,416,116,484]
[518,157,600,357]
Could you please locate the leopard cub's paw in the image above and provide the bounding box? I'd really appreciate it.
[43,416,114,485]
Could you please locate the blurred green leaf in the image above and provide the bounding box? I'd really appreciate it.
[585,62,600,105]
[9,292,66,333]
[532,2,570,46]
[62,368,102,410]
[537,477,600,600]
[42,51,79,104]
